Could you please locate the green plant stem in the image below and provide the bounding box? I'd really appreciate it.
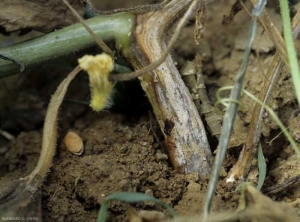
[63,0,114,56]
[0,12,135,78]
[280,0,300,106]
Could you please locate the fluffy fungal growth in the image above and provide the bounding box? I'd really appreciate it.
[78,53,114,111]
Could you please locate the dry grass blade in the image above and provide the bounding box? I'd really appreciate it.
[249,0,289,67]
[227,9,300,181]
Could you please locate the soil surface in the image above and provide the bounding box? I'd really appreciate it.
[0,0,299,221]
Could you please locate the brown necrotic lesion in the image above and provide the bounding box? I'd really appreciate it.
[164,118,175,135]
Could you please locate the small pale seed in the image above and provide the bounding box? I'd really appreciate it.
[64,131,84,155]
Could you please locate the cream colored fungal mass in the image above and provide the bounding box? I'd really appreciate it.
[78,53,114,112]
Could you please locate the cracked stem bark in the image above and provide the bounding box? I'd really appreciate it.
[122,0,213,177]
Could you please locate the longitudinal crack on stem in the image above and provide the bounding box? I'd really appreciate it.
[110,0,199,81]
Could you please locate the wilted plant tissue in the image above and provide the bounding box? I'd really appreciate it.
[78,53,114,111]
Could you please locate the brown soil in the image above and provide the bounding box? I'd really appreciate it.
[0,0,299,221]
